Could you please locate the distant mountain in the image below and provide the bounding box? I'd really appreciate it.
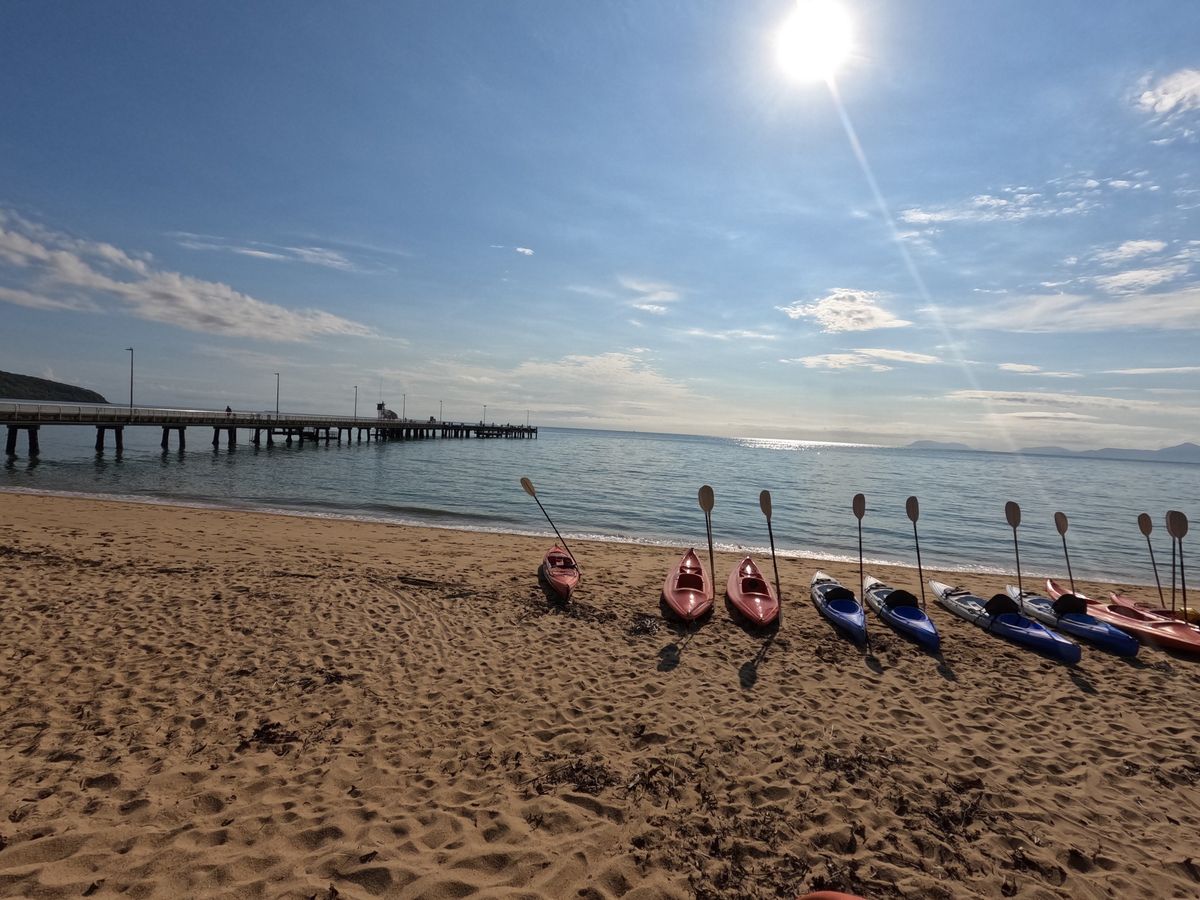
[0,371,108,403]
[905,440,973,451]
[1018,442,1200,464]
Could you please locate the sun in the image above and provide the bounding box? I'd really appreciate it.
[776,0,853,83]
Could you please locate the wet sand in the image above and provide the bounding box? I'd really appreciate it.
[1,491,1198,899]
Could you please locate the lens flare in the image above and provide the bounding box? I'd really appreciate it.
[776,0,852,83]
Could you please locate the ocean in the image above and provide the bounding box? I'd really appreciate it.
[3,425,1197,585]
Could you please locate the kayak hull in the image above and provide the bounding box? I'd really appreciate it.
[1109,591,1200,625]
[1047,579,1200,655]
[541,547,580,600]
[811,571,867,644]
[931,580,1081,664]
[863,576,940,652]
[662,548,713,622]
[726,557,780,627]
[1007,586,1138,657]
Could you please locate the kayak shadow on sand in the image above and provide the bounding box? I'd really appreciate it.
[1068,669,1098,694]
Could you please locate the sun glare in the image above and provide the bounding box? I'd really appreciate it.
[776,0,852,83]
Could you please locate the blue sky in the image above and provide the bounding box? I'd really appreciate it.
[2,0,1198,448]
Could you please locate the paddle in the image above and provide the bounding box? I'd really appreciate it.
[1167,510,1188,620]
[759,490,783,625]
[907,496,927,610]
[852,493,866,597]
[698,485,716,601]
[1137,513,1165,605]
[1054,511,1076,596]
[1005,501,1023,599]
[520,477,578,567]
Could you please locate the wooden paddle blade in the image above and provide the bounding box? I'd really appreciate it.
[1054,511,1069,535]
[1138,512,1153,537]
[698,484,715,513]
[520,477,536,497]
[1167,510,1189,540]
[852,493,866,520]
[906,495,920,523]
[759,490,773,519]
[1005,501,1022,529]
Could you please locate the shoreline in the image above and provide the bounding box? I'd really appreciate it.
[2,491,1198,898]
[0,486,1156,588]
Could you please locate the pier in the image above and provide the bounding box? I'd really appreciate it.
[1,401,536,457]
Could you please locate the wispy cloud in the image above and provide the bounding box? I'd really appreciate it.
[683,327,777,341]
[777,289,910,333]
[998,363,1080,379]
[1091,264,1187,294]
[782,348,938,371]
[948,389,1159,412]
[1105,365,1200,375]
[515,247,534,256]
[953,286,1200,332]
[617,276,682,315]
[1092,239,1166,265]
[1,212,373,341]
[1136,68,1200,142]
[171,231,358,271]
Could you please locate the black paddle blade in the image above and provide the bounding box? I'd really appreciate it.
[1138,512,1153,537]
[520,477,536,497]
[759,490,773,520]
[1054,511,1069,536]
[1167,510,1189,540]
[852,492,866,520]
[1005,501,1022,529]
[698,484,714,513]
[906,496,920,523]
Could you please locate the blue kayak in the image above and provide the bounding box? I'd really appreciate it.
[863,575,940,652]
[811,571,867,644]
[1007,586,1138,657]
[931,580,1080,664]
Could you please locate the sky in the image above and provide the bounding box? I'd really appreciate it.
[1,0,1198,449]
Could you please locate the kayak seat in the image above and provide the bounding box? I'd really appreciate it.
[676,573,705,591]
[883,589,920,610]
[824,586,856,602]
[742,576,770,595]
[1052,593,1087,616]
[984,593,1020,616]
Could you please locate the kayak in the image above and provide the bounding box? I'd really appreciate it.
[726,557,780,627]
[811,571,867,644]
[1006,585,1138,657]
[1047,579,1200,655]
[1109,591,1200,625]
[863,575,940,651]
[662,548,713,622]
[540,546,580,600]
[931,580,1081,664]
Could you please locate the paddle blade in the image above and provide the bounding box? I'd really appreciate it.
[520,477,536,497]
[906,495,920,523]
[1054,511,1069,536]
[759,489,773,520]
[1005,501,1022,529]
[852,492,866,520]
[1138,512,1153,537]
[1167,510,1189,540]
[698,484,715,513]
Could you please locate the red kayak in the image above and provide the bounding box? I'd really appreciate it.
[541,547,580,600]
[726,557,780,627]
[1047,579,1200,655]
[1109,591,1200,625]
[662,548,713,621]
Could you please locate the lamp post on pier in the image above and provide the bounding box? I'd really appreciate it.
[403,393,406,421]
[439,400,443,422]
[354,385,358,419]
[483,404,487,423]
[124,347,134,418]
[274,373,280,415]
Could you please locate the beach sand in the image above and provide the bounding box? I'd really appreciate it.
[1,491,1198,899]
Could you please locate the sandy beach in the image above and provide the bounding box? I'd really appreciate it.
[1,491,1198,899]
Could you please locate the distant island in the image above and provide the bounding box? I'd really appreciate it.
[903,439,1200,465]
[0,370,108,404]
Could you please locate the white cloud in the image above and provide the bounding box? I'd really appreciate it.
[619,276,681,305]
[1138,68,1200,117]
[948,389,1159,412]
[171,231,357,271]
[1092,239,1167,265]
[899,190,1090,225]
[777,288,910,332]
[782,347,938,371]
[633,303,669,314]
[684,327,777,341]
[1092,264,1187,293]
[0,213,373,341]
[515,247,534,256]
[998,363,1080,378]
[1105,366,1200,375]
[960,286,1200,332]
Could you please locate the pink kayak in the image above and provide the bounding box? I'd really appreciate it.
[541,547,580,600]
[1047,579,1200,655]
[726,557,780,627]
[1109,591,1200,625]
[662,548,713,622]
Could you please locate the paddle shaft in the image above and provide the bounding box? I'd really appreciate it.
[704,510,716,602]
[912,521,927,610]
[1011,527,1023,597]
[530,492,578,566]
[1060,533,1076,596]
[765,517,783,625]
[1179,539,1187,613]
[856,518,865,599]
[1144,534,1165,604]
[1171,538,1177,613]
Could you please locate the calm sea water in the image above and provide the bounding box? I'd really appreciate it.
[3,426,1197,584]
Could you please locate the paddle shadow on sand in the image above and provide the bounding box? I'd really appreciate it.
[656,600,709,671]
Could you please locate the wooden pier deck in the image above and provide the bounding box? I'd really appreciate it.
[1,401,536,456]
